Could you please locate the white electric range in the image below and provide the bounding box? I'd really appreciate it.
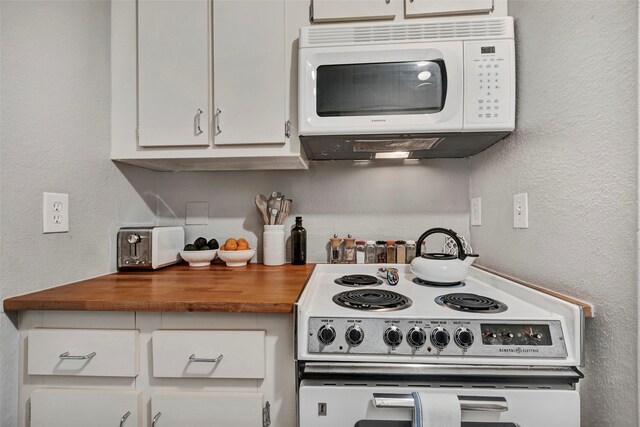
[295,264,585,427]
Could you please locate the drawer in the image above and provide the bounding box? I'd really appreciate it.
[28,328,139,377]
[152,330,265,378]
[31,388,142,427]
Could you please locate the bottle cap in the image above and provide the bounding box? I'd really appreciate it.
[296,216,302,221]
[366,240,376,245]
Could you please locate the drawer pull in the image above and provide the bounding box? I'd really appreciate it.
[189,353,224,363]
[59,351,97,360]
[152,412,161,427]
[119,411,131,427]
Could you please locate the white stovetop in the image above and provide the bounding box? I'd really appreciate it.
[300,264,557,321]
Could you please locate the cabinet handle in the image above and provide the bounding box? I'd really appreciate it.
[189,353,224,363]
[195,109,204,136]
[59,351,96,360]
[215,108,222,134]
[119,411,131,427]
[151,412,161,427]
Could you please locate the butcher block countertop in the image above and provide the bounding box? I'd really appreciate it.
[3,263,316,313]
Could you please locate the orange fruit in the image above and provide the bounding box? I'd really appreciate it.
[225,239,238,251]
[220,244,226,251]
[237,238,249,247]
[237,245,249,251]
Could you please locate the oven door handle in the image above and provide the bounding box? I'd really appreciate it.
[372,393,508,412]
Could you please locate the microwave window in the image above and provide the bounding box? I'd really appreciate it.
[316,60,446,117]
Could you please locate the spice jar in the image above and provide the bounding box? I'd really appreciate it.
[406,240,417,263]
[343,237,357,264]
[396,240,406,264]
[386,241,396,263]
[365,241,377,264]
[330,235,342,264]
[355,241,366,264]
[376,241,386,263]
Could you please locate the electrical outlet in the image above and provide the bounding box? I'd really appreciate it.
[471,197,482,226]
[513,193,529,228]
[43,192,69,233]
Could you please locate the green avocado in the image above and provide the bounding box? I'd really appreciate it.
[194,237,207,249]
[183,244,198,251]
[199,245,211,251]
[207,239,219,250]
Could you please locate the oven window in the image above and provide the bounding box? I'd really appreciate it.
[316,60,446,117]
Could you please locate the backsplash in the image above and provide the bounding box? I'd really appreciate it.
[156,159,471,263]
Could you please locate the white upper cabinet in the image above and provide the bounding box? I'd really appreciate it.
[213,0,286,145]
[404,0,494,17]
[311,0,398,22]
[151,392,264,427]
[137,0,210,147]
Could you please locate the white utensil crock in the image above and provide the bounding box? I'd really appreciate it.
[263,225,285,266]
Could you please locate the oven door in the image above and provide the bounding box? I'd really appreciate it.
[298,42,463,136]
[299,380,579,427]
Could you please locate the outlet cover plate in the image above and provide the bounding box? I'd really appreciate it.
[471,197,482,226]
[43,192,69,233]
[513,193,529,228]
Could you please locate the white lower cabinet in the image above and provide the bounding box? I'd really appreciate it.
[19,311,294,427]
[30,389,142,427]
[150,391,264,426]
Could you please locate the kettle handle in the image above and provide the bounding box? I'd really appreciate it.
[415,228,467,260]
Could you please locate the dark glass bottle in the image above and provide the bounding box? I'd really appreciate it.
[291,216,307,265]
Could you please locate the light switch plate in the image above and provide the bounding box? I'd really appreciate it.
[471,197,482,226]
[513,193,529,228]
[43,192,69,233]
[185,201,209,225]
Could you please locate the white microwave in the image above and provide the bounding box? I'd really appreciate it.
[298,17,516,160]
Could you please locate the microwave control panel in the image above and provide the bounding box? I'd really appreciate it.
[464,40,514,129]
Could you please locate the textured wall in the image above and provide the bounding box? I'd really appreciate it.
[157,160,471,262]
[0,1,157,425]
[470,1,638,425]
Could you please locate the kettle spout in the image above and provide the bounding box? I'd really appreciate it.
[463,254,478,267]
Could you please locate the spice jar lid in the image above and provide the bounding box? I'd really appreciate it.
[355,240,366,245]
[406,240,416,244]
[385,240,396,245]
[376,240,385,244]
[395,240,406,244]
[366,240,376,245]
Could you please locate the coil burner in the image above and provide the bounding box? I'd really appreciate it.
[334,274,382,287]
[333,289,412,312]
[435,293,508,314]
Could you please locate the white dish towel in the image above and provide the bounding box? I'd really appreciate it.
[412,392,461,427]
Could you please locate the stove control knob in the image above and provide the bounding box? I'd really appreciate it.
[430,327,450,349]
[384,326,403,348]
[345,325,364,346]
[318,325,336,345]
[407,327,427,348]
[454,327,474,348]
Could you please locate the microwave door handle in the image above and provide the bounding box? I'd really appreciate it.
[372,393,508,412]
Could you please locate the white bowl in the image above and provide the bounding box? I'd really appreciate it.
[217,249,256,267]
[180,249,217,267]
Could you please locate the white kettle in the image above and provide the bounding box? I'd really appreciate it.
[410,228,479,285]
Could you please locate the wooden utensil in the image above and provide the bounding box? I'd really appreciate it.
[255,194,269,224]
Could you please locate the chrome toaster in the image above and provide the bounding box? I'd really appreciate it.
[117,226,184,270]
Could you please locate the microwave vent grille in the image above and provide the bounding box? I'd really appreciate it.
[302,18,512,47]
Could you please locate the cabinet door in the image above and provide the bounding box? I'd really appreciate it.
[138,0,210,147]
[311,0,397,22]
[30,389,141,427]
[213,0,286,145]
[405,0,493,17]
[151,392,263,426]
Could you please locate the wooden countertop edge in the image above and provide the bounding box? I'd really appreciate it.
[474,264,593,318]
